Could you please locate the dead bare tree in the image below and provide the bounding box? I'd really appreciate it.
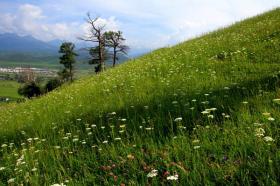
[79,13,106,73]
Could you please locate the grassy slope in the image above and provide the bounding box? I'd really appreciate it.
[0,9,280,185]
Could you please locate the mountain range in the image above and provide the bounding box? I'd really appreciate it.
[0,33,61,53]
[0,33,147,66]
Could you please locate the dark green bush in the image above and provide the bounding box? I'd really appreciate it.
[45,78,62,93]
[18,82,42,99]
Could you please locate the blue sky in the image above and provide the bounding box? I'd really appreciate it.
[0,0,279,51]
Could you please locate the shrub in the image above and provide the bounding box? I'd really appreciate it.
[45,78,62,93]
[18,82,42,99]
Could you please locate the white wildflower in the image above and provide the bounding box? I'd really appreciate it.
[201,101,209,104]
[7,178,15,184]
[201,110,210,114]
[178,126,186,130]
[174,117,183,122]
[225,115,230,118]
[273,98,280,102]
[264,136,274,142]
[51,183,66,186]
[255,128,265,137]
[167,174,179,181]
[147,169,158,178]
[145,127,153,131]
[262,112,271,116]
[192,139,200,143]
[72,138,79,142]
[194,146,201,149]
[268,117,275,121]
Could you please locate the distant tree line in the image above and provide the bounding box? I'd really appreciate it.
[18,13,129,99]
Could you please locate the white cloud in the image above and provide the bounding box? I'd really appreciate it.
[0,4,66,41]
[18,4,45,20]
[0,4,120,42]
[61,0,278,49]
[81,16,120,36]
[142,0,279,48]
[0,0,279,50]
[0,14,15,33]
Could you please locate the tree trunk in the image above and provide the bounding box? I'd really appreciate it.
[113,48,117,67]
[70,65,73,82]
[98,36,105,72]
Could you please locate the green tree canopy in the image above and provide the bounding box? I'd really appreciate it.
[18,82,42,99]
[104,31,129,67]
[59,42,77,82]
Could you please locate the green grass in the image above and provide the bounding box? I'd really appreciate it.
[0,80,21,99]
[0,60,60,69]
[0,60,102,78]
[0,9,280,185]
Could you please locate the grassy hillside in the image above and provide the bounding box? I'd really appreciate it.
[1,9,280,185]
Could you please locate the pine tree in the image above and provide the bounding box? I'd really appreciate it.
[59,42,77,82]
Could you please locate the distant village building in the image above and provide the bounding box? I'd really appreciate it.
[18,67,36,82]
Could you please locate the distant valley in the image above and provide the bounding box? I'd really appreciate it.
[0,33,147,69]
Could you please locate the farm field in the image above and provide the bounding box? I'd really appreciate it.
[0,8,280,185]
[0,60,60,69]
[0,80,21,99]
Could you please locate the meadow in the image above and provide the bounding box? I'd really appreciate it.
[0,61,60,69]
[0,80,21,99]
[0,9,280,185]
